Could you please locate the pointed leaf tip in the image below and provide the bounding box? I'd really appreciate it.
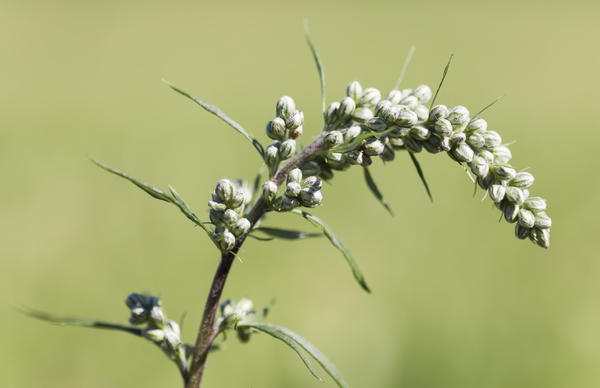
[363,167,394,217]
[408,153,433,203]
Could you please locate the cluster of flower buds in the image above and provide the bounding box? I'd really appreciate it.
[125,293,186,362]
[208,178,253,252]
[264,96,304,170]
[262,168,323,211]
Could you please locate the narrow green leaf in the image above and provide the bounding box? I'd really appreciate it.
[256,226,322,240]
[292,209,370,293]
[163,79,264,158]
[363,167,394,216]
[247,234,275,242]
[304,20,326,114]
[239,321,348,388]
[430,53,454,109]
[19,306,143,336]
[91,158,172,202]
[408,153,433,203]
[470,95,504,122]
[394,45,416,90]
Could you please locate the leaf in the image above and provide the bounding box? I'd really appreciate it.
[18,306,144,336]
[304,20,326,114]
[394,45,416,90]
[247,234,275,242]
[363,167,394,216]
[256,226,322,240]
[238,321,348,388]
[163,79,264,158]
[408,153,433,203]
[292,209,370,293]
[470,95,504,122]
[430,53,454,109]
[167,185,210,234]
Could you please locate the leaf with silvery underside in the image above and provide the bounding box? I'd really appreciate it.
[292,209,370,293]
[255,226,322,240]
[330,127,396,154]
[91,159,214,242]
[238,321,348,388]
[304,20,326,114]
[163,79,264,158]
[363,167,394,216]
[408,153,433,203]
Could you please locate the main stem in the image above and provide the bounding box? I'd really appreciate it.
[185,132,327,388]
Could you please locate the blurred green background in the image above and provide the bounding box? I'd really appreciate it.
[2,0,599,387]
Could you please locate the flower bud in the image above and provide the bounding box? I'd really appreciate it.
[231,217,251,237]
[365,117,387,131]
[360,154,373,167]
[287,168,302,184]
[338,97,356,118]
[363,139,385,156]
[302,175,322,190]
[398,96,418,110]
[346,81,362,101]
[344,126,362,142]
[220,230,236,251]
[236,298,254,313]
[414,104,429,121]
[477,172,494,189]
[530,227,550,248]
[375,99,392,116]
[262,181,278,203]
[289,125,303,139]
[276,195,299,211]
[285,181,302,197]
[150,306,166,328]
[492,145,512,164]
[352,107,374,122]
[276,96,296,119]
[325,102,340,125]
[451,132,467,145]
[524,196,547,213]
[209,209,225,226]
[515,223,531,240]
[279,139,296,160]
[234,179,252,205]
[492,164,517,181]
[299,189,323,207]
[518,208,536,228]
[389,137,405,149]
[395,108,418,127]
[411,85,432,104]
[505,186,526,205]
[534,212,552,229]
[345,150,364,164]
[447,106,470,127]
[434,118,453,136]
[503,201,520,223]
[410,125,430,141]
[358,87,381,106]
[470,156,490,178]
[208,200,227,211]
[451,143,474,163]
[265,143,279,167]
[380,143,396,161]
[215,179,235,204]
[285,110,304,130]
[266,117,287,141]
[403,136,423,153]
[467,132,486,149]
[324,130,343,148]
[223,208,239,225]
[230,192,245,209]
[488,183,506,203]
[483,131,502,147]
[429,105,449,121]
[386,89,403,105]
[144,329,165,342]
[507,172,534,189]
[478,150,494,164]
[467,118,488,132]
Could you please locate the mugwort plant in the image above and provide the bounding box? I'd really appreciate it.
[25,23,551,388]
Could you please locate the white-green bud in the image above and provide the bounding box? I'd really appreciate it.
[401,88,413,98]
[302,175,322,190]
[375,99,392,117]
[366,117,387,131]
[379,104,399,123]
[346,81,362,101]
[478,150,495,164]
[492,145,512,164]
[279,139,296,160]
[470,156,490,178]
[534,212,552,229]
[492,165,517,181]
[223,208,239,225]
[411,85,432,104]
[325,130,343,148]
[266,117,287,141]
[524,196,547,213]
[285,110,304,130]
[344,125,362,143]
[530,227,550,248]
[234,179,252,205]
[395,108,418,127]
[215,179,235,204]
[265,143,279,167]
[352,107,374,122]
[503,202,520,223]
[285,181,302,197]
[467,118,488,132]
[477,172,494,189]
[276,195,299,211]
[299,189,323,207]
[517,208,536,228]
[231,217,251,237]
[451,143,474,163]
[515,223,531,240]
[386,89,403,105]
[236,298,254,314]
[287,168,302,184]
[363,139,385,156]
[208,200,227,211]
[510,172,534,188]
[467,132,486,149]
[325,102,340,124]
[434,118,453,136]
[338,97,356,118]
[220,230,236,251]
[289,124,303,139]
[150,306,166,328]
[484,131,502,148]
[345,150,364,164]
[358,88,381,106]
[414,104,429,121]
[447,106,470,127]
[276,96,296,119]
[144,329,165,342]
[399,96,419,110]
[488,183,506,203]
[451,132,467,145]
[410,125,430,141]
[262,181,278,203]
[429,105,449,121]
[230,192,245,209]
[505,186,526,205]
[209,209,225,226]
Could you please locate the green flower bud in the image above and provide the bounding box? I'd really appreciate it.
[299,189,323,207]
[150,306,166,328]
[208,200,227,211]
[285,181,302,197]
[209,209,225,226]
[429,104,449,121]
[345,150,364,164]
[518,208,536,228]
[325,130,343,148]
[395,108,418,127]
[275,195,299,211]
[530,227,550,249]
[380,143,395,161]
[510,172,534,188]
[467,132,486,149]
[515,223,531,240]
[403,136,423,153]
[477,172,494,189]
[524,196,547,213]
[434,118,453,136]
[265,143,279,167]
[346,81,362,101]
[223,208,239,225]
[492,164,517,181]
[220,230,236,251]
[440,136,451,152]
[389,136,405,149]
[344,125,362,142]
[302,175,322,190]
[352,107,374,122]
[363,139,385,156]
[470,156,490,178]
[215,179,235,204]
[414,104,429,121]
[451,143,474,163]
[276,96,296,119]
[279,139,296,160]
[467,118,488,132]
[423,137,442,153]
[410,125,430,141]
[488,183,506,203]
[447,105,470,127]
[289,125,303,139]
[399,96,419,110]
[358,87,381,106]
[365,118,387,132]
[386,89,403,105]
[287,168,303,184]
[411,85,432,104]
[262,181,278,203]
[505,186,526,205]
[338,97,356,118]
[325,102,340,125]
[483,131,502,147]
[266,117,287,141]
[231,217,251,237]
[285,110,304,130]
[478,150,495,164]
[534,212,552,229]
[144,329,165,342]
[360,154,373,167]
[503,201,520,223]
[492,145,512,164]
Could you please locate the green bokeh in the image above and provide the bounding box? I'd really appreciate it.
[2,0,599,387]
